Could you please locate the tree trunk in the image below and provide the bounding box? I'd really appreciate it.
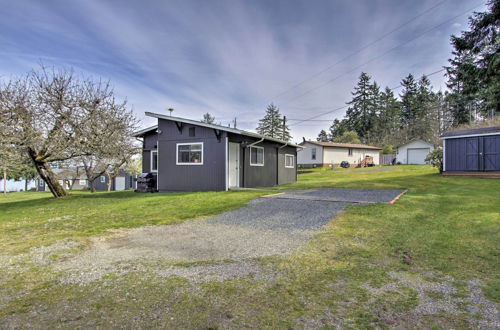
[105,171,112,192]
[88,179,96,192]
[28,148,68,198]
[25,179,28,192]
[3,168,6,196]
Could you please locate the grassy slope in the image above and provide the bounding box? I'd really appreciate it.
[0,190,266,254]
[0,166,498,328]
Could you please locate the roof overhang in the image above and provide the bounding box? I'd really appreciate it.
[440,131,500,140]
[132,125,158,137]
[143,112,303,148]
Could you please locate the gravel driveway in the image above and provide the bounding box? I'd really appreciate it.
[55,188,405,283]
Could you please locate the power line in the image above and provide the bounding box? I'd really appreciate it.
[280,3,483,106]
[288,68,447,126]
[268,0,450,102]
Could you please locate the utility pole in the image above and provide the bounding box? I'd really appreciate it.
[282,116,287,141]
[232,117,237,128]
[168,108,174,116]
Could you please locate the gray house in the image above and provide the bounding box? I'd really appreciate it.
[132,112,301,192]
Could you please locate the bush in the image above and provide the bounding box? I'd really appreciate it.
[425,147,443,173]
[382,144,394,154]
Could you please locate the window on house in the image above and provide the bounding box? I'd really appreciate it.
[250,146,264,166]
[79,179,86,185]
[176,143,203,165]
[100,176,105,183]
[348,148,353,156]
[151,150,158,172]
[189,127,196,137]
[311,148,317,160]
[285,154,295,168]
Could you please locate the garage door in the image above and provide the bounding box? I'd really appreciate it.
[407,148,430,164]
[115,177,126,191]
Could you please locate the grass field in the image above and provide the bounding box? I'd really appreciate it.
[0,165,498,328]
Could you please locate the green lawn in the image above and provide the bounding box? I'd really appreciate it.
[0,165,499,328]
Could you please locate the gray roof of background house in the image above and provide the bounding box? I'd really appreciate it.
[301,140,382,150]
[132,112,303,148]
[440,126,500,138]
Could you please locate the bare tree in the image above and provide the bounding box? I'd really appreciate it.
[0,67,137,198]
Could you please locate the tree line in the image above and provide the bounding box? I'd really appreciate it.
[0,67,139,198]
[316,1,499,148]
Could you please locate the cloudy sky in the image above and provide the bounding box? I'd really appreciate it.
[0,0,487,141]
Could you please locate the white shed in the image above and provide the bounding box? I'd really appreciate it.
[396,140,434,165]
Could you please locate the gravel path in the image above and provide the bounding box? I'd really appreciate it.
[53,189,404,283]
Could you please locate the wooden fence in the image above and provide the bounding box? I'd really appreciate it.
[381,154,396,165]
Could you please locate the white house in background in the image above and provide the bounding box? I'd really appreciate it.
[297,141,381,167]
[395,139,435,165]
[0,179,37,192]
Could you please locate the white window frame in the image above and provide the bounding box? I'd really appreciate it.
[249,146,264,166]
[100,176,105,183]
[79,179,86,185]
[348,148,353,156]
[285,154,295,168]
[151,150,158,172]
[176,142,204,165]
[311,148,317,160]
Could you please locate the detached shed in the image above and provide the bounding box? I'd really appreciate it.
[441,126,500,176]
[396,140,434,165]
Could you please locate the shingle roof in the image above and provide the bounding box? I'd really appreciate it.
[133,112,303,148]
[440,126,500,138]
[302,141,382,150]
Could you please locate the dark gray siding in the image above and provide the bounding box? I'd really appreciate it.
[444,135,500,172]
[157,119,226,191]
[226,134,298,188]
[93,175,110,191]
[142,131,158,173]
[278,146,297,185]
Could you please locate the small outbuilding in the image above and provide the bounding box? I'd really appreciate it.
[441,126,500,176]
[396,139,434,165]
[132,112,302,192]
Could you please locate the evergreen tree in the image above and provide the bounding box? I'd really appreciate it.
[256,103,291,141]
[345,72,379,142]
[202,112,215,124]
[332,131,361,144]
[446,0,499,121]
[375,87,401,145]
[328,118,348,141]
[317,130,329,142]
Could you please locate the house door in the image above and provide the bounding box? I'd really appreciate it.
[228,142,240,188]
[483,136,500,171]
[115,177,126,191]
[465,137,479,171]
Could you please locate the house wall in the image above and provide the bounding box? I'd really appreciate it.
[278,146,297,185]
[0,179,37,192]
[444,134,500,172]
[297,142,323,166]
[156,119,226,191]
[227,134,296,188]
[396,140,434,164]
[323,147,380,166]
[142,131,158,173]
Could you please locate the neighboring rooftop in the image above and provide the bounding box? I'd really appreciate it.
[302,140,382,150]
[132,112,302,148]
[440,126,500,138]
